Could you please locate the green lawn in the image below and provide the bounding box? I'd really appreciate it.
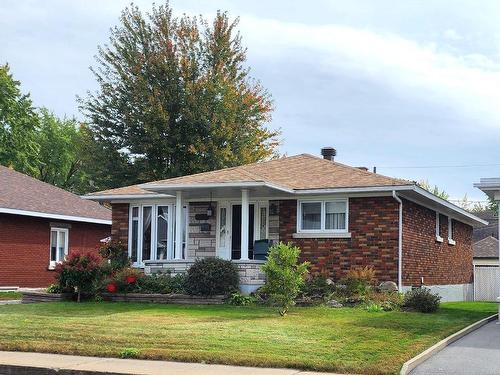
[0,291,21,300]
[0,302,495,375]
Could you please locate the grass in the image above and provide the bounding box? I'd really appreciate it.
[0,291,21,300]
[0,302,495,375]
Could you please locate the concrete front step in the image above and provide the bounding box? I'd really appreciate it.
[0,351,343,375]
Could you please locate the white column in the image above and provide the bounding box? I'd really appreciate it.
[497,202,500,323]
[174,191,183,260]
[240,189,249,260]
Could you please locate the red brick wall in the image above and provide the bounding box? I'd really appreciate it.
[402,199,473,286]
[0,213,110,287]
[111,203,129,245]
[278,197,400,282]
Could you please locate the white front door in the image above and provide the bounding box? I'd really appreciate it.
[217,203,231,260]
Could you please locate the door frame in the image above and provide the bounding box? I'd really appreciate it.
[216,199,269,260]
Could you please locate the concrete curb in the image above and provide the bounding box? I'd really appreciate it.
[400,313,498,375]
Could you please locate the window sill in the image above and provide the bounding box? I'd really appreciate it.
[436,235,444,243]
[293,232,351,239]
[448,239,456,246]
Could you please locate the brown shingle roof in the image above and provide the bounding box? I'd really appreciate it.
[88,154,411,196]
[0,165,111,222]
[473,236,499,258]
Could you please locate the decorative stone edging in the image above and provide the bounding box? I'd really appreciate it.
[400,313,498,375]
[101,293,225,305]
[21,292,73,304]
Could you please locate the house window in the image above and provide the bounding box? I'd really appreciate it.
[50,227,68,267]
[129,203,188,265]
[259,206,268,239]
[130,207,139,263]
[298,199,348,232]
[448,217,456,245]
[435,212,443,242]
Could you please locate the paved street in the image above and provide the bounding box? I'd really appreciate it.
[411,320,500,375]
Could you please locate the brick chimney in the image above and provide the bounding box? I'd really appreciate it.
[321,147,336,161]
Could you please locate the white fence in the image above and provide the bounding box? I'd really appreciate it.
[474,266,499,301]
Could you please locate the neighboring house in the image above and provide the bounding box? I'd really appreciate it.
[473,209,498,242]
[0,166,111,287]
[473,236,499,267]
[86,149,486,301]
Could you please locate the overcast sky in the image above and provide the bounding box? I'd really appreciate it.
[1,0,499,201]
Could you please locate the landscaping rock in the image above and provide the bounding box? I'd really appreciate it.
[379,281,398,293]
[326,278,334,285]
[326,299,343,308]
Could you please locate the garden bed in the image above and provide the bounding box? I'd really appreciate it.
[101,293,225,305]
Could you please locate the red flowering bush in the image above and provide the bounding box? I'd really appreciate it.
[106,267,144,293]
[55,252,102,302]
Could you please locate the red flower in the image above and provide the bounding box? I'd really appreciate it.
[106,283,117,293]
[126,276,137,285]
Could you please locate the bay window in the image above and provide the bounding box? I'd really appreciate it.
[298,199,348,233]
[129,203,188,265]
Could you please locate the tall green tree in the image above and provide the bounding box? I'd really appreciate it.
[417,180,450,201]
[80,2,279,184]
[0,64,39,174]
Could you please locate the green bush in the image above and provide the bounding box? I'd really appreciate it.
[366,303,384,313]
[55,252,102,302]
[300,274,333,299]
[226,292,256,306]
[46,283,62,294]
[136,273,187,294]
[403,287,441,313]
[99,241,130,273]
[119,348,140,359]
[341,266,376,296]
[186,258,239,296]
[261,242,309,316]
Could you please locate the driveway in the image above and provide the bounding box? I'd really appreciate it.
[411,320,500,375]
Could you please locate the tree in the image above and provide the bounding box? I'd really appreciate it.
[262,242,309,316]
[80,2,280,185]
[0,64,39,174]
[417,180,450,201]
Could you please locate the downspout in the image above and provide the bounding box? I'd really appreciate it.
[392,191,403,292]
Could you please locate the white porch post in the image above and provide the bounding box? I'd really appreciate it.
[174,191,183,260]
[240,189,249,260]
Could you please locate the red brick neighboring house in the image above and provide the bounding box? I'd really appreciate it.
[85,149,486,301]
[0,166,111,287]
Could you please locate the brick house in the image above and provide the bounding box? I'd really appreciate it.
[0,166,111,287]
[85,149,486,301]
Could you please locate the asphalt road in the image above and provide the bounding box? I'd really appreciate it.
[411,320,500,375]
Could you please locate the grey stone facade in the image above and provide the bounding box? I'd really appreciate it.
[187,202,217,258]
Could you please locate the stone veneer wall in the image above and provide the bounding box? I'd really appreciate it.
[187,202,217,259]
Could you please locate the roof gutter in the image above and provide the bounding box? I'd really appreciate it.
[0,207,111,225]
[392,191,403,292]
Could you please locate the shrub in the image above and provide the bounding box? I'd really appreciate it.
[227,292,256,306]
[365,290,404,311]
[136,273,187,294]
[99,241,130,273]
[403,287,441,313]
[261,242,309,316]
[186,258,239,296]
[300,273,334,299]
[112,268,144,292]
[55,253,102,302]
[46,283,62,294]
[366,303,384,313]
[342,266,376,296]
[120,348,140,359]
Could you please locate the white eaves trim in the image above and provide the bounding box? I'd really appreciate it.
[294,185,415,195]
[0,207,112,225]
[82,194,172,201]
[139,181,295,194]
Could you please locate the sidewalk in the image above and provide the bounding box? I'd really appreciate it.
[0,351,343,375]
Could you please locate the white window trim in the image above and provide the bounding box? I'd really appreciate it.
[435,211,443,243]
[448,216,456,245]
[49,227,69,269]
[296,198,349,234]
[129,203,188,267]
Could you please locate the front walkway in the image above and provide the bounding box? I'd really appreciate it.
[410,320,500,375]
[0,351,343,375]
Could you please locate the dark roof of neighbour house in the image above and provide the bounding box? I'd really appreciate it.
[473,236,499,259]
[0,165,111,224]
[86,153,412,197]
[473,209,498,242]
